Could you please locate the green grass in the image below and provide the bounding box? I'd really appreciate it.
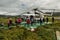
[0,16,60,40]
[0,26,56,40]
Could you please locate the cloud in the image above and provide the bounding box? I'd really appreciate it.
[0,0,60,15]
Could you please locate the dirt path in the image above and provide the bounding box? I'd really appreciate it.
[56,31,60,40]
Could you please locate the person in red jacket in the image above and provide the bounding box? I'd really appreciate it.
[17,18,22,25]
[26,18,31,27]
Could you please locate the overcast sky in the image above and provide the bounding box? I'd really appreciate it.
[0,0,60,15]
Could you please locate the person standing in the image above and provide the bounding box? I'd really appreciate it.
[8,18,13,27]
[40,18,43,25]
[30,15,34,26]
[46,17,49,23]
[43,18,45,22]
[26,18,31,27]
[15,18,18,26]
[52,17,54,23]
[17,17,22,25]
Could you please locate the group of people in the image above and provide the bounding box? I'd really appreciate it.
[8,17,22,27]
[39,17,54,24]
[24,16,54,26]
[0,16,54,27]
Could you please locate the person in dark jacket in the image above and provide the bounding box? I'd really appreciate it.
[40,18,42,25]
[15,18,18,26]
[46,17,48,23]
[30,15,34,26]
[43,18,45,22]
[52,17,54,23]
[8,18,13,27]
